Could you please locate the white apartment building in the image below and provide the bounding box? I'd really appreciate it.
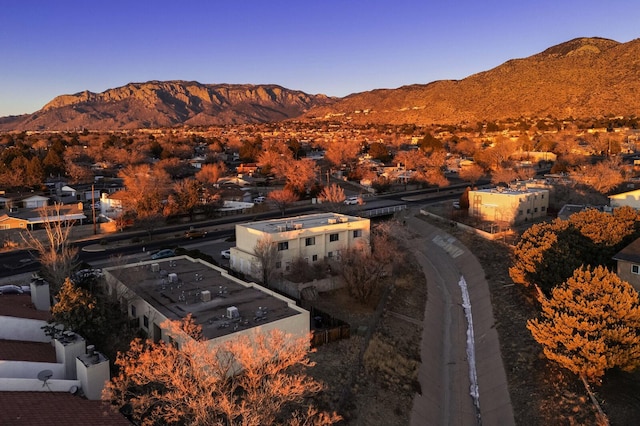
[230,212,370,279]
[469,186,549,225]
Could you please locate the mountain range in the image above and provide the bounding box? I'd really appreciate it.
[1,37,639,131]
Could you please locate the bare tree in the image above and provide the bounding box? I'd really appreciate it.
[21,203,79,292]
[458,163,485,185]
[318,183,346,211]
[118,164,172,218]
[253,235,282,287]
[337,221,403,304]
[491,167,518,186]
[195,162,227,186]
[268,188,298,217]
[574,158,624,194]
[104,319,340,426]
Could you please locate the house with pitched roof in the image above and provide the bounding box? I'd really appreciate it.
[613,237,640,293]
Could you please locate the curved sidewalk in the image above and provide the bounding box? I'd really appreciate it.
[407,211,515,426]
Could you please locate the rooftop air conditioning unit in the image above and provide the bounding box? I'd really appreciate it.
[276,225,287,232]
[201,290,211,302]
[227,306,239,319]
[294,223,303,230]
[151,263,160,272]
[338,217,348,223]
[168,273,178,283]
[327,218,337,224]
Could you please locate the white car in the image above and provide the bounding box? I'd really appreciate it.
[253,196,266,204]
[221,249,231,259]
[344,196,361,205]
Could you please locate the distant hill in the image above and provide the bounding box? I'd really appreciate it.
[304,37,640,125]
[0,81,335,131]
[2,37,639,131]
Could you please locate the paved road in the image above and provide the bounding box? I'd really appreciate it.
[406,209,515,426]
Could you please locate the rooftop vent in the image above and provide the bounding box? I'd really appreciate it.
[227,306,239,319]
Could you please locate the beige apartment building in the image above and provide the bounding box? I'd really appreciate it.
[469,186,550,225]
[230,212,370,280]
[102,256,309,348]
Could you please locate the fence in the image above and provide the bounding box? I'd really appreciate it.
[361,204,407,218]
[308,305,351,348]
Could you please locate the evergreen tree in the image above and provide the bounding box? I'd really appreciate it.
[527,266,640,384]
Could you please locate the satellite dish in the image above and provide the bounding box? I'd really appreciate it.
[37,369,53,382]
[37,369,53,388]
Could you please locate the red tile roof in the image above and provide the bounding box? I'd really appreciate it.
[0,392,131,425]
[0,339,56,362]
[0,294,51,321]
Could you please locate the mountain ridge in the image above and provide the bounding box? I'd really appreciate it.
[2,36,640,130]
[305,37,640,125]
[0,81,335,131]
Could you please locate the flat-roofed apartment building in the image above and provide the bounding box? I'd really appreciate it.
[102,256,309,347]
[230,212,370,279]
[469,186,550,225]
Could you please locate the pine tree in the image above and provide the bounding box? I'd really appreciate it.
[527,265,640,383]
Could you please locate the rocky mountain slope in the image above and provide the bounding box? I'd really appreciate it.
[2,37,639,131]
[305,37,640,125]
[0,81,334,131]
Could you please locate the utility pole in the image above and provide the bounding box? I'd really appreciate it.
[91,184,97,235]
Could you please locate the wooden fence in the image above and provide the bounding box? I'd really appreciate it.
[308,306,351,348]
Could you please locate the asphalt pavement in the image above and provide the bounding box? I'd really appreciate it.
[405,208,515,426]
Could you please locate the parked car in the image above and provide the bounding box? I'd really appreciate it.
[184,229,207,239]
[0,284,25,295]
[221,249,231,259]
[151,249,176,260]
[253,196,266,204]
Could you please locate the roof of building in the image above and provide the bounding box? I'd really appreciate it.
[0,293,51,321]
[557,204,613,221]
[0,291,129,426]
[470,186,549,197]
[613,237,640,263]
[104,256,303,340]
[238,212,368,234]
[0,392,131,426]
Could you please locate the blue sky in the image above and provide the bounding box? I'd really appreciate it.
[1,0,639,117]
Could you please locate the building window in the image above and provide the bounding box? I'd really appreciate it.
[328,251,333,258]
[541,194,545,199]
[275,261,282,269]
[143,315,149,329]
[305,237,316,246]
[277,241,289,251]
[353,229,362,238]
[312,254,318,262]
[632,264,640,275]
[534,207,538,213]
[131,305,137,318]
[329,233,339,242]
[518,210,523,216]
[526,208,531,214]
[541,206,546,211]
